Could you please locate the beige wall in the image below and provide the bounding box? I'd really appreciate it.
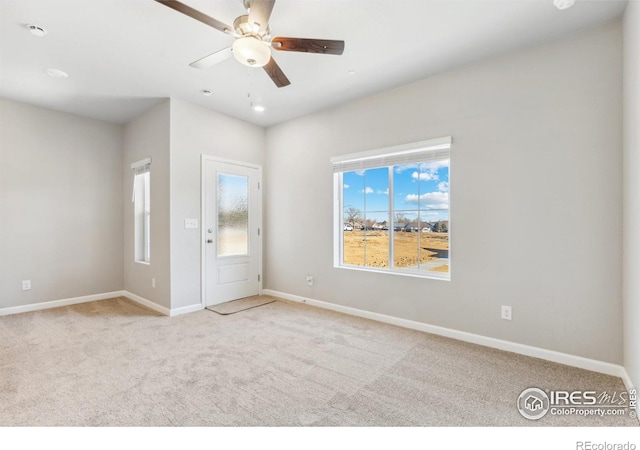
[623,1,640,389]
[123,100,172,308]
[0,99,123,307]
[264,21,623,364]
[168,99,265,309]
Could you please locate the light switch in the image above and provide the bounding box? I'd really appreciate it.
[185,219,198,229]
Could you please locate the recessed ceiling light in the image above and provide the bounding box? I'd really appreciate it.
[553,0,576,10]
[201,89,212,96]
[45,68,68,79]
[253,105,265,112]
[27,24,47,37]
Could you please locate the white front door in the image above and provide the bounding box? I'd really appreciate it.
[204,158,261,306]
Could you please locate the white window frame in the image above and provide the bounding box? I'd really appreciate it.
[332,137,451,280]
[132,157,151,264]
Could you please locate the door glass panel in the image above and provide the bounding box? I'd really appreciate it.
[217,173,249,257]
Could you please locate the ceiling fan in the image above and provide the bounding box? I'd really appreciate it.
[155,0,345,88]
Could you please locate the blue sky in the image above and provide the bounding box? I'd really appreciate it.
[343,161,450,223]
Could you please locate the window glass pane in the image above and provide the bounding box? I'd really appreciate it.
[143,172,150,262]
[419,211,449,273]
[343,168,389,267]
[217,173,249,257]
[343,227,365,266]
[417,159,449,211]
[393,211,419,268]
[134,171,150,263]
[364,212,389,268]
[343,171,365,213]
[343,170,365,266]
[362,167,389,268]
[417,160,449,273]
[393,164,418,212]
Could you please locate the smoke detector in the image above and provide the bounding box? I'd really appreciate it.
[27,24,47,37]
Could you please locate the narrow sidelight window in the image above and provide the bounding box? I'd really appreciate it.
[132,158,151,263]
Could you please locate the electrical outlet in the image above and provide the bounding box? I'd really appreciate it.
[306,275,313,286]
[22,280,31,291]
[152,278,156,288]
[501,305,512,321]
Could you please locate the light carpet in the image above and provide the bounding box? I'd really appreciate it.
[0,297,636,426]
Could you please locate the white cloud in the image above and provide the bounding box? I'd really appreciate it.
[343,184,349,189]
[376,188,389,195]
[411,171,438,181]
[420,160,449,171]
[438,181,449,192]
[354,170,365,176]
[360,187,374,194]
[395,160,449,174]
[404,192,449,210]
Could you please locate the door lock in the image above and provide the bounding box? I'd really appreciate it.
[207,239,213,244]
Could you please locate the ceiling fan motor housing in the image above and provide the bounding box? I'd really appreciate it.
[233,14,270,39]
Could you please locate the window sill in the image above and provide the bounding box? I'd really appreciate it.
[135,261,151,266]
[335,264,450,281]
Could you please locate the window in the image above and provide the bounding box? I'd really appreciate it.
[333,137,451,279]
[131,158,151,263]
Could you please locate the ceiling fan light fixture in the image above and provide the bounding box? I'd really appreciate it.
[553,0,576,10]
[232,37,271,67]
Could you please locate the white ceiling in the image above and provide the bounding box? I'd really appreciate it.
[0,0,628,127]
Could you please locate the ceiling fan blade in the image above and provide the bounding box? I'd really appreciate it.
[155,0,233,34]
[263,57,290,88]
[271,37,345,55]
[189,47,233,69]
[248,0,275,34]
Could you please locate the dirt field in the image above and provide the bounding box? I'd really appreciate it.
[343,231,449,272]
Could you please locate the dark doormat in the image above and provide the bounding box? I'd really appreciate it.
[206,295,276,315]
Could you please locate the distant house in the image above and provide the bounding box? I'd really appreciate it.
[404,223,419,232]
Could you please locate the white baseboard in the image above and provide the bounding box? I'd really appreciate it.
[121,291,170,316]
[620,369,636,393]
[263,289,631,382]
[0,289,204,319]
[121,291,203,317]
[169,303,204,316]
[0,291,123,317]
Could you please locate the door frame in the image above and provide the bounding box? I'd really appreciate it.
[200,154,263,308]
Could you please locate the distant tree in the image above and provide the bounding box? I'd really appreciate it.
[394,213,410,226]
[345,207,361,227]
[433,221,448,233]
